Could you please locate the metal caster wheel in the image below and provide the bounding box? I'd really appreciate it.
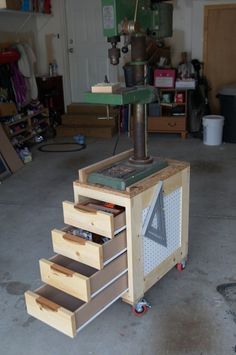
[176,260,187,271]
[131,298,151,317]
[132,304,148,317]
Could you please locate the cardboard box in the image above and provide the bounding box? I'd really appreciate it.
[0,103,17,117]
[175,79,196,89]
[0,0,22,10]
[154,69,176,88]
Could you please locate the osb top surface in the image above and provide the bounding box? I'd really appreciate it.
[75,158,190,199]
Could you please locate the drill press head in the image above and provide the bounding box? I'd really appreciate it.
[102,0,173,65]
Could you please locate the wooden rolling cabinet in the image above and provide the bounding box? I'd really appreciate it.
[148,88,188,138]
[3,108,49,146]
[25,149,190,338]
[36,75,65,116]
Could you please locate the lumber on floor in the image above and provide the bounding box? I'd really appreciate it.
[57,103,119,138]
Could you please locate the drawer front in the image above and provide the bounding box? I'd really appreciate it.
[25,273,128,338]
[51,229,127,270]
[63,201,126,238]
[148,116,186,131]
[25,290,77,337]
[39,252,127,302]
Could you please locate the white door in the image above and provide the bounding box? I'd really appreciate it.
[66,0,118,103]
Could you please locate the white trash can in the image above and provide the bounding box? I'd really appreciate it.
[202,115,224,146]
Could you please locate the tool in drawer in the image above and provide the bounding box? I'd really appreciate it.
[64,226,110,244]
[75,201,124,216]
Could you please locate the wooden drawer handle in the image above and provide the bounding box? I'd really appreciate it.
[74,204,97,214]
[168,122,176,127]
[63,233,86,245]
[50,263,74,277]
[36,296,60,312]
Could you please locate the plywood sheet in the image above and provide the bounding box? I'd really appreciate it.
[0,124,23,172]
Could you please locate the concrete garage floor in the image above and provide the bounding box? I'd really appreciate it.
[0,134,236,355]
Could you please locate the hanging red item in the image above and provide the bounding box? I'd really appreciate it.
[44,0,51,14]
[0,49,20,65]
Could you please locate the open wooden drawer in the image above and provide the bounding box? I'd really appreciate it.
[39,252,127,302]
[25,273,128,337]
[62,201,126,238]
[51,229,127,270]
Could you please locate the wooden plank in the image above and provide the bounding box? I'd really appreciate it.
[90,252,127,295]
[126,160,189,196]
[180,166,190,257]
[138,172,182,211]
[103,230,127,263]
[163,171,182,195]
[0,124,23,172]
[78,149,134,183]
[39,259,91,302]
[25,290,77,338]
[51,229,104,270]
[74,159,189,201]
[61,114,117,126]
[73,182,130,207]
[67,103,118,115]
[122,194,144,305]
[56,125,116,139]
[75,273,128,331]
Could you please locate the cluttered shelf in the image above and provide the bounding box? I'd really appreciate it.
[4,107,48,127]
[0,103,49,167]
[142,86,188,138]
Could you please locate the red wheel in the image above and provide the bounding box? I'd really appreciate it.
[131,304,148,317]
[176,262,186,271]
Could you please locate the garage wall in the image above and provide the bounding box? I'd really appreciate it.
[167,0,193,66]
[35,0,71,105]
[0,12,36,33]
[1,0,236,105]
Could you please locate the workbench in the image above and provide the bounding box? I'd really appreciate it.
[25,149,190,337]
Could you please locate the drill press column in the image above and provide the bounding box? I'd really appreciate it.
[131,34,152,163]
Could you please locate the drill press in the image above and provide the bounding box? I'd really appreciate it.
[84,0,173,190]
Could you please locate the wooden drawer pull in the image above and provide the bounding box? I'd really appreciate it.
[168,122,176,127]
[36,296,60,312]
[50,263,74,277]
[74,204,97,214]
[63,233,86,245]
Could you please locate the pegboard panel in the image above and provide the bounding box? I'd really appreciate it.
[143,187,182,276]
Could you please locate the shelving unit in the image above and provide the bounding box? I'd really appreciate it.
[3,108,49,146]
[148,88,188,139]
[0,9,52,16]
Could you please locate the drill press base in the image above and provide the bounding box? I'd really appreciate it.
[87,157,168,190]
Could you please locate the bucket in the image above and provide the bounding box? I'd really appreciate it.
[202,115,224,146]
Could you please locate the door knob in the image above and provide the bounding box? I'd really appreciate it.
[68,48,74,53]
